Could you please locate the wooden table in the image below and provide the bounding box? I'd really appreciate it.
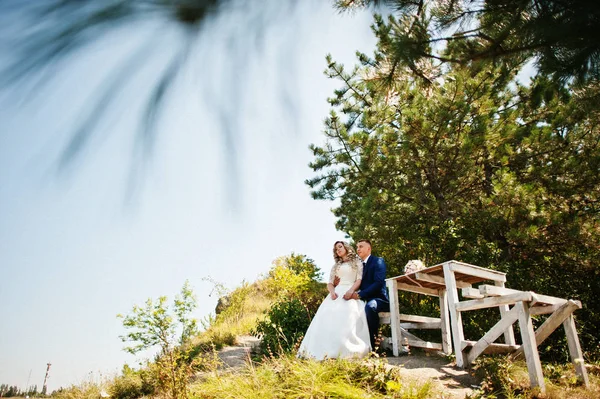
[384,260,589,393]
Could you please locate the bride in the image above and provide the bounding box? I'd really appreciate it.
[297,241,371,359]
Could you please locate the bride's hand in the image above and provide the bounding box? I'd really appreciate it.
[343,290,354,300]
[331,292,338,300]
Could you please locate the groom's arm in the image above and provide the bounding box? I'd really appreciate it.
[358,257,387,299]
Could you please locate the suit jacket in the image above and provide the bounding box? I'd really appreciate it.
[359,255,389,302]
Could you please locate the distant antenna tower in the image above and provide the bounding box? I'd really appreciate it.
[42,363,51,395]
[26,369,32,394]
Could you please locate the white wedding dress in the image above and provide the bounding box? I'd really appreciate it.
[297,260,371,359]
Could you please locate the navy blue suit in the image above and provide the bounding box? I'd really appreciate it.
[359,255,390,348]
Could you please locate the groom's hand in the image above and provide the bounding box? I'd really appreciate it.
[333,276,340,286]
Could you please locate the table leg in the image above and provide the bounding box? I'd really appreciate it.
[495,281,516,345]
[387,279,400,357]
[444,261,466,367]
[563,314,589,387]
[439,289,452,355]
[516,301,545,393]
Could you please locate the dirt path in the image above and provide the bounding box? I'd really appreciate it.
[387,354,479,398]
[215,336,480,398]
[216,335,261,369]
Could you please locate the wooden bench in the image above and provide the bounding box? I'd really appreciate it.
[379,312,444,351]
[384,260,589,393]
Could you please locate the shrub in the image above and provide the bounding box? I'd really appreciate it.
[51,382,104,399]
[109,365,154,399]
[252,298,312,355]
[117,281,199,399]
[471,357,600,399]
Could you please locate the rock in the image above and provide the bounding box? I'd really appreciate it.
[215,295,230,314]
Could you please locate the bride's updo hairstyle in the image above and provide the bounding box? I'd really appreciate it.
[333,241,361,264]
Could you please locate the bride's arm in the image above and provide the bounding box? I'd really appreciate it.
[327,282,338,300]
[343,259,363,300]
[328,265,339,300]
[343,278,362,300]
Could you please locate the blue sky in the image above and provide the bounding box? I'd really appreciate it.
[0,1,376,391]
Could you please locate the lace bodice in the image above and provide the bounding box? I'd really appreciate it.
[328,259,363,285]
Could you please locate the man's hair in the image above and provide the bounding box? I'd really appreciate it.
[357,239,372,247]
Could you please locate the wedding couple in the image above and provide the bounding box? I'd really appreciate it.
[298,239,389,359]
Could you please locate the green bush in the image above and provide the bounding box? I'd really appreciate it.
[471,357,600,399]
[109,365,154,399]
[252,298,312,355]
[51,382,104,399]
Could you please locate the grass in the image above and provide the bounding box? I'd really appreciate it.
[470,357,600,399]
[190,355,433,399]
[191,282,272,351]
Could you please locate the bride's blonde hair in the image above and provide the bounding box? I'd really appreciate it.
[333,241,360,264]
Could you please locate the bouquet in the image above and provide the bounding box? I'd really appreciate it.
[404,259,426,274]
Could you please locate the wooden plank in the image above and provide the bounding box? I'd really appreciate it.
[401,322,441,329]
[466,305,520,364]
[479,285,568,306]
[400,327,443,350]
[495,281,516,346]
[462,341,520,354]
[530,300,581,315]
[530,304,560,315]
[399,314,441,323]
[455,292,532,312]
[397,282,440,296]
[406,339,443,350]
[415,272,472,288]
[530,293,568,306]
[563,314,590,387]
[444,262,466,367]
[386,279,401,357]
[479,284,511,296]
[511,300,580,360]
[449,262,506,283]
[516,301,545,393]
[439,289,452,355]
[462,287,484,299]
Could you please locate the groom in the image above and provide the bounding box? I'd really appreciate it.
[343,239,390,349]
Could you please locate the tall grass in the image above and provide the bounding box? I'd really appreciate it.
[471,357,600,399]
[192,282,272,351]
[190,355,432,399]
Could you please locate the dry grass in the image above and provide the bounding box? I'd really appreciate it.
[471,357,600,399]
[192,283,272,350]
[190,356,433,399]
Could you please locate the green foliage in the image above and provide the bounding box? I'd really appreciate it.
[193,254,327,360]
[190,356,430,399]
[337,0,600,86]
[250,254,327,356]
[471,357,600,399]
[117,280,201,399]
[195,281,271,350]
[308,16,600,361]
[263,253,322,300]
[118,280,199,355]
[252,298,313,356]
[51,382,105,399]
[108,365,154,399]
[0,383,43,398]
